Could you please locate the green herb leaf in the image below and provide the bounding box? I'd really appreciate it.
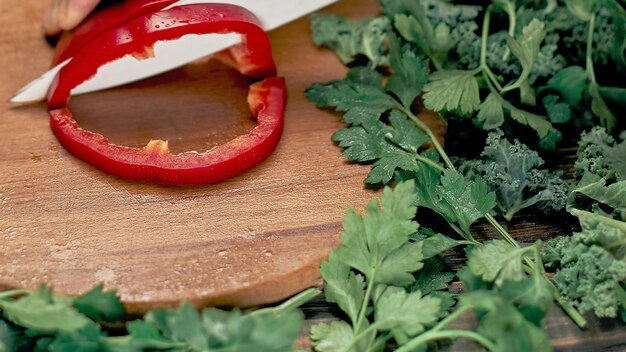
[509,107,553,139]
[467,240,531,287]
[310,13,390,66]
[461,292,554,352]
[320,252,365,323]
[332,112,430,184]
[540,66,587,106]
[310,321,354,352]
[436,170,497,238]
[542,95,572,124]
[506,19,547,90]
[375,287,441,338]
[334,181,422,285]
[306,71,398,126]
[422,70,481,116]
[477,93,505,130]
[48,324,106,352]
[590,82,618,132]
[0,286,90,334]
[386,35,430,108]
[73,285,125,323]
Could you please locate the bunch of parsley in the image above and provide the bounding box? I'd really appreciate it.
[306,0,625,350]
[0,285,318,351]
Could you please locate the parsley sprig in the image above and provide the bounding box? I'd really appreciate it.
[306,1,626,348]
[0,285,319,351]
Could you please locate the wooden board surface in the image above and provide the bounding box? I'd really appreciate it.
[0,0,379,313]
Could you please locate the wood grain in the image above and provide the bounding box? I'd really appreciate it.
[0,0,378,313]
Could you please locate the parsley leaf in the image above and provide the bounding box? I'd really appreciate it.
[0,286,90,334]
[477,93,505,130]
[540,66,588,106]
[334,181,422,285]
[305,69,399,126]
[542,95,572,124]
[332,112,430,184]
[402,167,496,241]
[73,285,125,323]
[460,291,554,352]
[506,19,547,91]
[320,252,365,324]
[310,321,353,352]
[436,170,496,237]
[467,240,533,287]
[422,70,481,116]
[375,287,441,338]
[386,36,430,108]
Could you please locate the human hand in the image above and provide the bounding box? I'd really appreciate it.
[43,0,101,35]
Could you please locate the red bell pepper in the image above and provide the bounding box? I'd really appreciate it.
[47,4,286,185]
[51,0,178,66]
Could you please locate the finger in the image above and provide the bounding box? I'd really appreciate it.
[58,0,100,31]
[43,0,64,35]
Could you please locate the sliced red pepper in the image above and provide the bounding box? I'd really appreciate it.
[52,0,178,66]
[47,4,286,185]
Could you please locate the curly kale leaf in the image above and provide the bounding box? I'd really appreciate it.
[381,0,481,70]
[310,13,390,67]
[568,172,626,221]
[544,216,626,319]
[574,126,626,180]
[458,130,568,220]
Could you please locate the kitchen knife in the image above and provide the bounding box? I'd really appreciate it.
[10,0,337,103]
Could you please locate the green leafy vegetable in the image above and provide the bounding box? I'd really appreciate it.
[574,126,626,180]
[73,285,126,323]
[458,130,568,220]
[310,13,390,67]
[0,286,90,334]
[422,70,481,116]
[544,216,626,319]
[331,112,430,184]
[467,240,533,287]
[305,68,398,126]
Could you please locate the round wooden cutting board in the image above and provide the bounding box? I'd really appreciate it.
[0,0,380,313]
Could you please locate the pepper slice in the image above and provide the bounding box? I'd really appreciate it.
[51,0,178,66]
[47,4,285,185]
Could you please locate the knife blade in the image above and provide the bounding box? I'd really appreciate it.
[10,0,337,103]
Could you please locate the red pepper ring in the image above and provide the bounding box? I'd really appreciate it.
[47,4,286,185]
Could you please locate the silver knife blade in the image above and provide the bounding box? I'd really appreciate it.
[10,0,337,103]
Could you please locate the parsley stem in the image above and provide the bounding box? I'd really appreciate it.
[479,5,504,92]
[340,321,387,352]
[399,107,454,170]
[501,0,517,61]
[396,329,496,352]
[353,270,376,341]
[485,214,519,248]
[429,304,474,332]
[586,13,597,84]
[415,154,446,173]
[248,288,320,318]
[0,289,30,300]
